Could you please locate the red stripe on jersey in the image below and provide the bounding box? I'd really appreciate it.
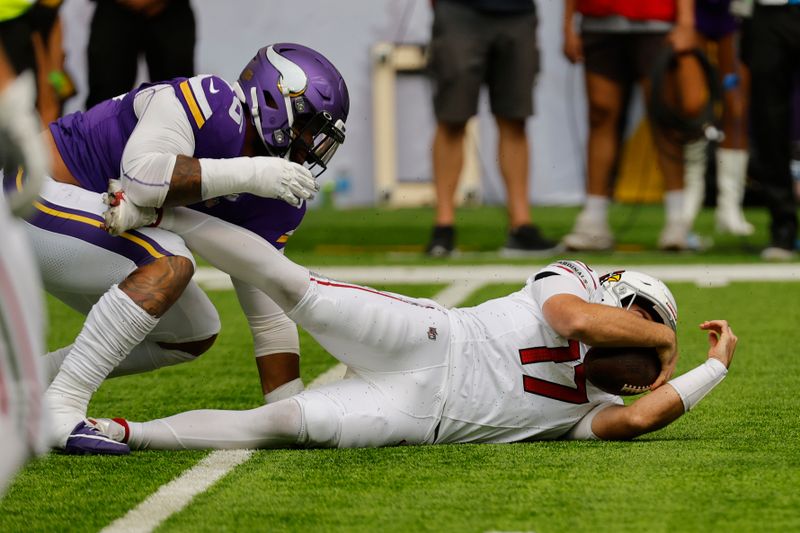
[310,276,436,309]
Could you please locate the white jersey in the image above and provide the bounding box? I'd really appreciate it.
[436,260,622,444]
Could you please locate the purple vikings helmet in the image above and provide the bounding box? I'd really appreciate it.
[233,43,349,176]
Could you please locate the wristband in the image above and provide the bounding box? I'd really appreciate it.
[668,358,727,412]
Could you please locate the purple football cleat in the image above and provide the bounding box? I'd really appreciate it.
[63,420,130,455]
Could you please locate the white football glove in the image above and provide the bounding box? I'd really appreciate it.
[101,179,160,236]
[245,157,318,207]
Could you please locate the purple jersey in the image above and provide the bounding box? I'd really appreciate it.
[48,75,304,249]
[190,195,306,251]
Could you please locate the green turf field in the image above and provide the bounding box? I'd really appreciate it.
[1,206,799,532]
[283,204,781,265]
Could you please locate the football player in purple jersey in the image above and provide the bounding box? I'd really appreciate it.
[12,43,349,454]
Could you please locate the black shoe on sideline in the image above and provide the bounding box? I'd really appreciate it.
[501,224,562,257]
[425,225,455,257]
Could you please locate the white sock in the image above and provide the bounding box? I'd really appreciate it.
[264,377,305,404]
[663,190,685,224]
[111,341,197,377]
[43,345,72,384]
[583,195,610,221]
[127,401,303,450]
[44,341,197,383]
[56,285,160,387]
[682,140,708,224]
[46,285,159,445]
[716,148,749,207]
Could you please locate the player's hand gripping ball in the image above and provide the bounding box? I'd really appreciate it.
[584,346,660,395]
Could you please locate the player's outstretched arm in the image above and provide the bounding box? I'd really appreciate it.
[590,320,736,440]
[104,154,318,235]
[160,207,311,312]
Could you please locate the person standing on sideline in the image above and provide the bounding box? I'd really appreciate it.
[425,0,559,257]
[682,0,753,239]
[742,0,800,261]
[86,0,195,108]
[561,0,702,251]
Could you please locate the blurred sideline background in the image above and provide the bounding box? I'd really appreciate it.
[59,0,598,208]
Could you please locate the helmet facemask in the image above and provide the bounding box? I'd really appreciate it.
[285,111,345,176]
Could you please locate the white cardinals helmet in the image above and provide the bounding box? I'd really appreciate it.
[591,270,678,331]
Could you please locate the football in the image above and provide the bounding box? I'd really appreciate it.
[584,346,660,396]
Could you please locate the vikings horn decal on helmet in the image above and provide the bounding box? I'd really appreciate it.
[592,270,678,331]
[233,43,350,176]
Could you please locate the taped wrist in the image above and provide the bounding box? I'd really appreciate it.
[199,157,257,200]
[668,358,727,412]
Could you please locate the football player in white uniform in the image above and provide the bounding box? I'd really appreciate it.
[0,41,50,494]
[93,207,737,449]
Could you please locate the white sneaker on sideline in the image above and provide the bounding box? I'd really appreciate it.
[761,246,796,262]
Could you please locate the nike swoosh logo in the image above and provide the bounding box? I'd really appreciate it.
[209,78,219,94]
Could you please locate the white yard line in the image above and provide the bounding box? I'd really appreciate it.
[101,449,254,533]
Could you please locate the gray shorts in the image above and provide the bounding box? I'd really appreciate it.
[582,31,670,84]
[428,0,539,124]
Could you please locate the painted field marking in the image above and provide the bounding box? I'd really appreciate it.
[101,449,254,533]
